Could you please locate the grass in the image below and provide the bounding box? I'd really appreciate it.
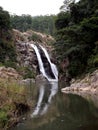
[0,78,30,129]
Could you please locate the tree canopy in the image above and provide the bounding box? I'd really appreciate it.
[0,7,16,67]
[54,0,98,77]
[10,15,56,35]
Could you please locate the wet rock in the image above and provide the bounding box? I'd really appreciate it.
[20,78,35,86]
[35,74,47,82]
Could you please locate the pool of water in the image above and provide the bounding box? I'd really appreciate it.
[10,81,98,130]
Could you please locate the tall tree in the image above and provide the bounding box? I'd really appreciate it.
[0,7,10,37]
[0,7,16,66]
[60,0,75,12]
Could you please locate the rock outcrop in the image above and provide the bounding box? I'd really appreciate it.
[0,29,56,86]
[13,29,55,78]
[0,66,22,80]
[62,70,98,94]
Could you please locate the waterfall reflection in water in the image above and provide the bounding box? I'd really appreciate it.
[31,81,58,117]
[30,44,58,82]
[30,44,58,116]
[10,81,98,130]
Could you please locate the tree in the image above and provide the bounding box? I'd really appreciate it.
[10,15,33,32]
[0,7,16,66]
[55,12,70,30]
[54,0,98,77]
[10,15,56,35]
[0,7,10,37]
[60,0,75,12]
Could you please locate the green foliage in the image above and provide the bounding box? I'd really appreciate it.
[81,17,98,32]
[10,15,56,35]
[88,54,98,68]
[0,78,30,128]
[10,15,32,32]
[60,0,75,12]
[0,7,17,68]
[4,60,16,68]
[54,0,98,77]
[87,41,98,70]
[55,12,70,30]
[0,7,10,32]
[0,110,8,128]
[32,15,56,35]
[23,67,36,79]
[16,66,36,79]
[0,39,16,67]
[29,33,42,42]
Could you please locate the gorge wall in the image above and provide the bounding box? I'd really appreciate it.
[13,29,56,79]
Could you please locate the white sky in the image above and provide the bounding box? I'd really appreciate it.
[0,0,64,16]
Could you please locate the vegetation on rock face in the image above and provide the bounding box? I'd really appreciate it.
[0,7,17,68]
[0,67,31,129]
[0,78,30,129]
[54,0,98,78]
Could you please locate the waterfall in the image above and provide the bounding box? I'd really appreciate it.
[30,44,58,82]
[30,43,58,118]
[39,45,58,81]
[30,44,47,78]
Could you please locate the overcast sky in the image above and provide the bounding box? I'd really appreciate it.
[0,0,64,16]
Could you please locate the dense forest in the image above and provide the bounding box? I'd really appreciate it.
[10,15,56,35]
[0,0,98,78]
[54,0,98,78]
[0,7,16,67]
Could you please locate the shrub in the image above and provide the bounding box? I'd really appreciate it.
[28,33,42,42]
[0,111,8,128]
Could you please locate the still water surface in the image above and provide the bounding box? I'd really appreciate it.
[11,81,98,130]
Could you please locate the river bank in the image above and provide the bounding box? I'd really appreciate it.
[62,69,98,94]
[0,67,34,129]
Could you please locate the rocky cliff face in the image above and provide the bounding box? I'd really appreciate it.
[13,29,55,79]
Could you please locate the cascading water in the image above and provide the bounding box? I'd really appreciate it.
[30,44,48,79]
[30,44,58,82]
[30,43,58,117]
[39,45,58,81]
